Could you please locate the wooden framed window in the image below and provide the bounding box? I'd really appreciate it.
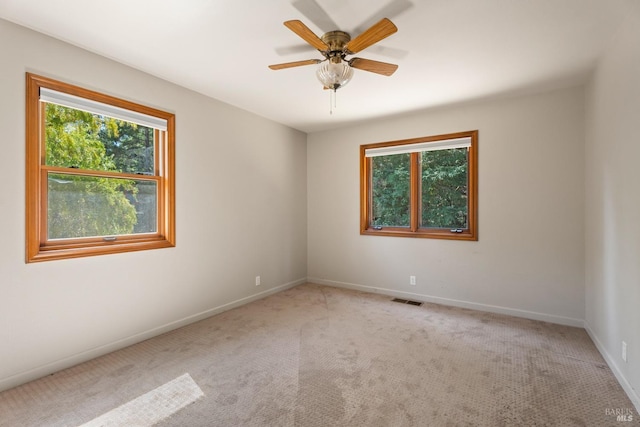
[360,130,478,240]
[26,73,175,262]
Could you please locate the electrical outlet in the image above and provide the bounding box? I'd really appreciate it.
[255,276,261,286]
[622,341,627,362]
[409,276,416,286]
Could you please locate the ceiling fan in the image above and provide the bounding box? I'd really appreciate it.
[268,17,399,91]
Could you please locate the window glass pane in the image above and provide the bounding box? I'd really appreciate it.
[371,153,410,227]
[48,173,157,239]
[421,148,468,229]
[45,104,155,175]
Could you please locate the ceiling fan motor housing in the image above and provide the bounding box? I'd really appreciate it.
[321,31,351,63]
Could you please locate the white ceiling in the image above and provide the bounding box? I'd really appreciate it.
[0,0,632,133]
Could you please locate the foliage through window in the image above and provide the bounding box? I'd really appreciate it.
[26,73,175,262]
[360,131,477,240]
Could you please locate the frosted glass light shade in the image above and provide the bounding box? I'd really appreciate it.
[316,61,354,91]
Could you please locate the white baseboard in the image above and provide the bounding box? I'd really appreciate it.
[0,277,306,393]
[307,277,584,327]
[584,321,640,414]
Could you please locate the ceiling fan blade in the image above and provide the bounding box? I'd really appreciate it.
[268,59,321,70]
[349,58,398,76]
[283,20,328,51]
[291,0,338,33]
[354,0,413,35]
[345,18,398,54]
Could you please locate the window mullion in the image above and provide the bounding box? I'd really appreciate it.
[410,152,420,232]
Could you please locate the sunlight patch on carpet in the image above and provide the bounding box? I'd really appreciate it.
[78,373,204,427]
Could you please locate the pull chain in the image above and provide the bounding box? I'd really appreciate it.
[329,89,338,115]
[329,90,333,115]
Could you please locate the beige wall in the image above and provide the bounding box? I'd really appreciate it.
[585,2,640,408]
[308,86,586,326]
[0,19,307,391]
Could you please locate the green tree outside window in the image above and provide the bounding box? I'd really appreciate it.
[45,104,156,239]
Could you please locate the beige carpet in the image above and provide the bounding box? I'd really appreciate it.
[0,283,637,426]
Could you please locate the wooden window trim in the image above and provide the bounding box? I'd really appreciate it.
[25,73,176,262]
[360,130,478,241]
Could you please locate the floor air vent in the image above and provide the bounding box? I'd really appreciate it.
[392,298,423,306]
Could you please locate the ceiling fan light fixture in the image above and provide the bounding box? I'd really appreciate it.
[316,61,354,91]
